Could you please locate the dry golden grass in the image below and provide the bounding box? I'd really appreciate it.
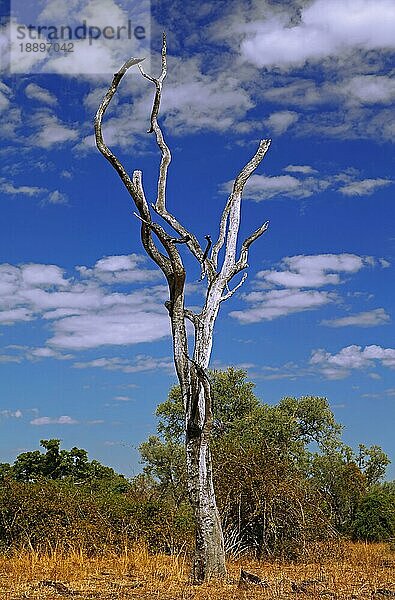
[0,542,394,600]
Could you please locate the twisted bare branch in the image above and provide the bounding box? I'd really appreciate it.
[233,220,270,275]
[220,273,248,302]
[95,55,185,284]
[132,171,172,277]
[94,57,145,199]
[213,139,271,279]
[139,34,216,281]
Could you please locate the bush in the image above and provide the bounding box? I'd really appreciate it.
[351,487,395,542]
[0,476,194,554]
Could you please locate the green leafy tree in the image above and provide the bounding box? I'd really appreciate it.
[357,444,391,485]
[8,440,120,483]
[310,450,367,531]
[351,485,395,541]
[139,368,261,505]
[140,368,362,557]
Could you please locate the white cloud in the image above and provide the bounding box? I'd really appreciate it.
[0,82,12,113]
[321,308,390,328]
[284,165,318,174]
[0,179,68,205]
[78,254,161,284]
[221,173,319,201]
[257,253,368,289]
[25,83,58,106]
[310,344,395,379]
[220,167,393,202]
[27,347,73,360]
[240,0,395,70]
[230,288,335,323]
[343,75,395,105]
[73,354,174,373]
[261,78,326,108]
[206,1,395,142]
[49,310,170,349]
[8,0,150,77]
[229,252,385,324]
[264,110,299,135]
[30,111,79,148]
[0,409,23,419]
[159,55,254,134]
[21,264,69,287]
[0,256,170,350]
[0,179,44,197]
[0,308,33,324]
[0,354,23,363]
[30,415,78,425]
[47,190,68,204]
[0,345,73,363]
[339,178,392,196]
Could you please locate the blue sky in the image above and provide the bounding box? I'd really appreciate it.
[0,0,394,478]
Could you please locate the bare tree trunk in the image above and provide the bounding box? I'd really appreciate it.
[185,331,226,579]
[186,400,226,581]
[94,33,271,582]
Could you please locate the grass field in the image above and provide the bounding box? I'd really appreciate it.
[0,542,394,599]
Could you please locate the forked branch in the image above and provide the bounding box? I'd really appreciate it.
[139,34,216,281]
[94,57,145,199]
[211,139,271,272]
[94,55,183,283]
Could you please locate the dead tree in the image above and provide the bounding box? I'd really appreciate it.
[94,34,270,582]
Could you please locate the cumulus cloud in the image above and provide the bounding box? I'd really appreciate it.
[160,55,254,134]
[264,110,299,135]
[321,308,390,328]
[0,179,69,205]
[0,179,45,197]
[284,165,318,175]
[0,345,74,362]
[205,1,394,142]
[30,415,78,425]
[239,0,395,70]
[0,256,170,351]
[310,344,395,379]
[27,347,73,360]
[339,178,392,196]
[21,264,69,287]
[47,190,68,204]
[257,254,369,289]
[229,252,385,324]
[77,254,161,284]
[49,310,170,350]
[220,166,393,202]
[0,308,33,324]
[342,75,395,105]
[73,354,174,373]
[8,0,150,77]
[230,288,335,323]
[0,82,12,113]
[25,83,58,106]
[29,111,79,148]
[220,173,325,201]
[0,408,23,419]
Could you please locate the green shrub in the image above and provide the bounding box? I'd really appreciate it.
[351,487,395,542]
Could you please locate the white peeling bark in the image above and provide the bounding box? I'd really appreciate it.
[94,33,271,583]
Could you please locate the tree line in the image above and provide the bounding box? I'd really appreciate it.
[1,369,394,557]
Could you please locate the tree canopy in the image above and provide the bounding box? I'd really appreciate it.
[140,368,393,556]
